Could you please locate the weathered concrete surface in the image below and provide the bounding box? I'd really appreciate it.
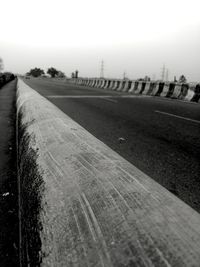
[17,79,200,266]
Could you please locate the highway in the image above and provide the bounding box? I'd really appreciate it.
[24,77,200,213]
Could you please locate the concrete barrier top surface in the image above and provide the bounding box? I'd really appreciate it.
[17,79,200,266]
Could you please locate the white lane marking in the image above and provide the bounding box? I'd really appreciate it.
[102,98,118,103]
[47,95,149,99]
[47,95,115,98]
[155,110,200,124]
[47,95,118,103]
[120,95,151,98]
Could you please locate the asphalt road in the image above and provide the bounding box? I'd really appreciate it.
[24,78,200,212]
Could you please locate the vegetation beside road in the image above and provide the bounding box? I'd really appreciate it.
[26,67,66,78]
[0,79,18,266]
[0,72,15,88]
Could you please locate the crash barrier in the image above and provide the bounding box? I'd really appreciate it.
[17,78,200,266]
[69,78,200,103]
[123,80,132,92]
[0,72,15,88]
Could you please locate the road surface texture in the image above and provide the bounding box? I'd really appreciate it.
[24,78,200,213]
[0,80,18,266]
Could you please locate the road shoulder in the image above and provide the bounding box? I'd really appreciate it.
[0,80,18,266]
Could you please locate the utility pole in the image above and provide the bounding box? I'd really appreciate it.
[152,74,156,81]
[123,71,126,80]
[161,64,165,81]
[100,60,104,78]
[165,69,169,82]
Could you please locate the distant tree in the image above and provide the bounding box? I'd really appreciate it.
[0,58,4,72]
[144,75,151,81]
[71,72,75,78]
[75,70,79,78]
[179,75,187,83]
[57,71,66,78]
[27,67,44,77]
[47,67,59,78]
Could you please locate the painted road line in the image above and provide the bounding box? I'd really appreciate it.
[47,95,150,99]
[155,110,200,124]
[47,95,116,98]
[47,95,118,103]
[102,98,118,103]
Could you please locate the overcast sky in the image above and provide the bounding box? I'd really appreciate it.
[1,0,200,81]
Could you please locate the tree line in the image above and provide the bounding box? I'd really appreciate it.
[26,67,66,78]
[0,58,16,87]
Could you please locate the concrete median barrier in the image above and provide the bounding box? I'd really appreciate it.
[116,81,122,91]
[106,80,111,89]
[185,91,195,102]
[171,83,182,99]
[165,83,175,98]
[95,79,100,88]
[145,82,155,95]
[116,81,125,92]
[134,81,143,94]
[112,80,120,91]
[89,79,93,87]
[97,79,103,88]
[132,81,143,94]
[178,84,189,100]
[86,79,91,86]
[70,78,199,104]
[160,82,170,97]
[94,79,99,87]
[103,79,109,89]
[154,82,164,96]
[93,79,98,87]
[149,82,159,96]
[84,79,89,86]
[17,78,200,266]
[108,80,115,90]
[83,79,87,86]
[142,81,151,95]
[140,82,146,94]
[191,84,200,102]
[88,79,92,86]
[129,81,138,93]
[90,79,95,87]
[127,81,134,93]
[100,79,106,88]
[122,81,132,92]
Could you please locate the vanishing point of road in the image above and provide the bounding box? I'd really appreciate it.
[24,78,200,213]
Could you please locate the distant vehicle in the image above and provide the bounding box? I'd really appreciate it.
[25,76,30,79]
